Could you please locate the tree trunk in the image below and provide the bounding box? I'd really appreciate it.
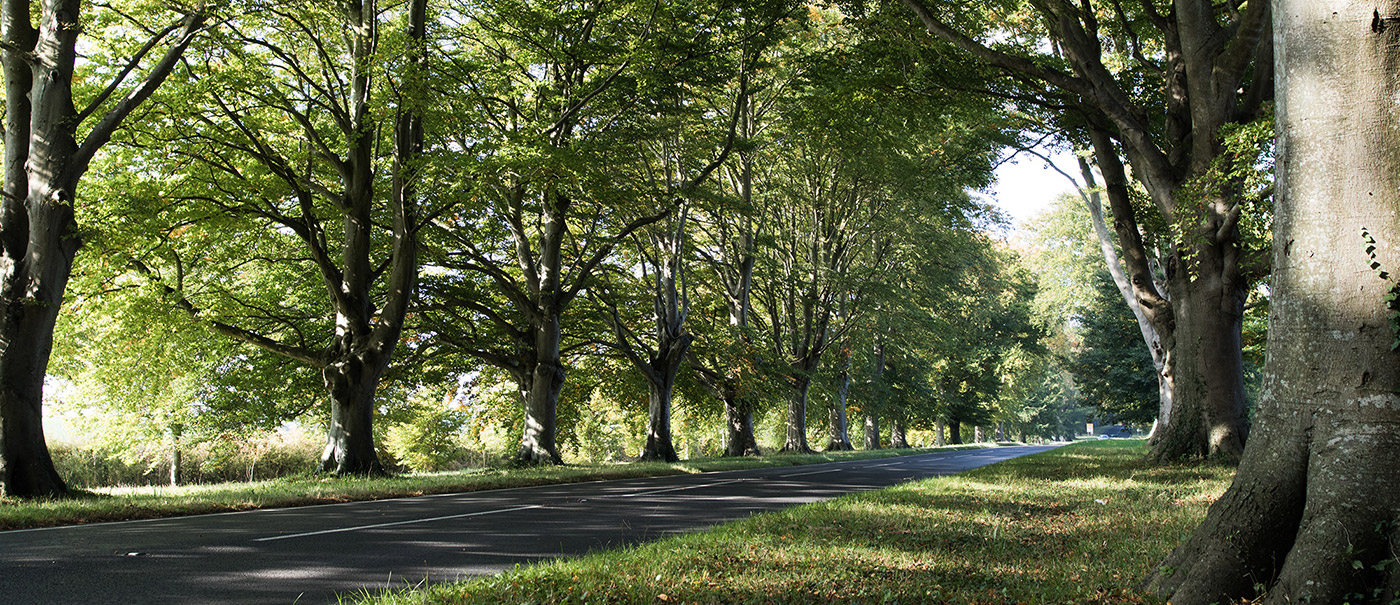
[862,413,881,450]
[0,0,202,497]
[1147,269,1249,462]
[862,334,887,450]
[1147,5,1400,600]
[1088,128,1251,463]
[641,375,680,462]
[518,316,565,462]
[889,411,910,449]
[1077,156,1175,438]
[934,420,945,447]
[0,293,70,497]
[169,427,182,487]
[947,421,962,445]
[826,404,853,451]
[781,372,814,453]
[517,312,565,465]
[826,341,854,451]
[724,395,761,457]
[318,350,387,475]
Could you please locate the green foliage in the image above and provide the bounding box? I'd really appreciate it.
[1173,110,1276,277]
[1361,227,1400,351]
[49,432,320,489]
[384,397,470,473]
[1068,272,1159,424]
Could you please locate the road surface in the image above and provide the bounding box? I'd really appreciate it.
[0,444,1060,603]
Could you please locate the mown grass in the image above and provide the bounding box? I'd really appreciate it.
[355,440,1232,604]
[0,444,998,531]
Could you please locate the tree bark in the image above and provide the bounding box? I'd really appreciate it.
[781,369,814,453]
[947,420,962,445]
[1088,128,1250,462]
[1074,156,1174,433]
[862,413,881,450]
[1147,4,1400,600]
[724,396,761,457]
[902,0,1268,464]
[318,350,388,474]
[934,420,945,447]
[517,311,565,465]
[890,411,910,449]
[826,339,854,451]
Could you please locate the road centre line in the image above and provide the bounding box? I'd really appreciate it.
[619,478,747,498]
[252,505,543,542]
[778,468,844,478]
[255,479,749,542]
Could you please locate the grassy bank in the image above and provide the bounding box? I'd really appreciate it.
[356,440,1232,604]
[0,444,999,531]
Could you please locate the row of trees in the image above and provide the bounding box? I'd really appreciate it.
[8,0,1068,498]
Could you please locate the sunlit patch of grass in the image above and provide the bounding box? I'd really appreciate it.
[355,439,1233,604]
[0,444,1004,530]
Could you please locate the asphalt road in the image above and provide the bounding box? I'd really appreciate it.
[0,444,1060,604]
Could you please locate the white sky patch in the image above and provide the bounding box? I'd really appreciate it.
[988,145,1079,229]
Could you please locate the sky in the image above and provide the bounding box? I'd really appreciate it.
[983,147,1079,230]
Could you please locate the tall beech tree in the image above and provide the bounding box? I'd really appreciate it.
[0,0,206,496]
[687,26,798,458]
[900,0,1273,462]
[130,0,428,474]
[593,7,789,462]
[754,130,885,453]
[600,143,742,462]
[1146,2,1400,601]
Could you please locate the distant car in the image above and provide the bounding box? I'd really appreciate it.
[1096,425,1133,439]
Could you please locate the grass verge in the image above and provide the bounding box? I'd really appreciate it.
[0,444,1001,531]
[354,440,1231,604]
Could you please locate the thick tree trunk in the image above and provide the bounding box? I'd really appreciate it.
[1089,128,1250,463]
[318,350,387,475]
[1147,5,1400,601]
[826,342,854,451]
[781,372,814,453]
[641,376,680,462]
[724,396,761,457]
[1147,267,1249,462]
[934,420,945,447]
[826,405,853,451]
[889,412,910,449]
[1077,156,1175,437]
[517,313,565,465]
[947,420,962,445]
[0,286,70,497]
[862,335,886,450]
[0,0,201,497]
[862,413,881,450]
[974,425,985,443]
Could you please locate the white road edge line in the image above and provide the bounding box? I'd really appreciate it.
[252,504,543,542]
